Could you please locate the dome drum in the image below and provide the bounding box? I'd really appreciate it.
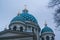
[9,21,26,27]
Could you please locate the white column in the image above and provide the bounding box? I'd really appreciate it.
[36,28,40,40]
[49,36,52,40]
[44,36,46,40]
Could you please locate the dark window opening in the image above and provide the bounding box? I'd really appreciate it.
[51,37,54,40]
[13,26,16,31]
[32,27,34,33]
[20,27,23,32]
[46,36,49,40]
[9,27,11,30]
[42,37,44,40]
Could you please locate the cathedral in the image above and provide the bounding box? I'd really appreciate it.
[0,7,55,40]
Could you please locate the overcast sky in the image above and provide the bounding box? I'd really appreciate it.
[0,0,60,40]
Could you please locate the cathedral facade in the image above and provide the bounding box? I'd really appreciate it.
[0,7,55,40]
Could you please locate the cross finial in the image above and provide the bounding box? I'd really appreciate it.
[45,20,47,26]
[22,5,28,13]
[4,25,7,30]
[24,5,27,9]
[17,10,20,16]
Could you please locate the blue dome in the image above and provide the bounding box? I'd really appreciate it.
[11,15,24,22]
[11,9,38,24]
[41,25,53,34]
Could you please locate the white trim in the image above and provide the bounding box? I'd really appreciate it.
[10,21,25,24]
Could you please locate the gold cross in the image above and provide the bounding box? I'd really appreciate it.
[17,9,20,16]
[45,20,47,26]
[24,5,27,9]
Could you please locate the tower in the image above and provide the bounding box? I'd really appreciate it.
[8,6,40,40]
[0,6,55,40]
[41,22,55,40]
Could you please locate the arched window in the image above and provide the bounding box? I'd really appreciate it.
[20,27,23,32]
[42,37,44,40]
[32,27,34,32]
[51,37,54,40]
[13,26,16,31]
[46,36,49,40]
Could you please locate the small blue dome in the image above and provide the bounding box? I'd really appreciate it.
[41,25,53,34]
[11,9,38,24]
